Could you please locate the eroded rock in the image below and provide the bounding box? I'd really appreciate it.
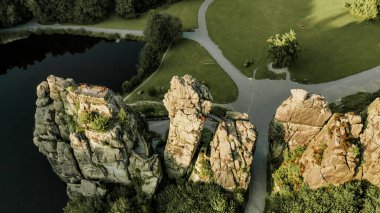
[300,113,363,188]
[274,89,332,149]
[360,98,380,185]
[210,112,257,191]
[163,75,213,178]
[34,76,162,198]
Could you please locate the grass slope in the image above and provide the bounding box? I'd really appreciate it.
[126,39,238,103]
[82,0,203,31]
[207,0,380,83]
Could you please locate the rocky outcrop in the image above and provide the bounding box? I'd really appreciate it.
[33,76,162,199]
[274,89,332,149]
[270,89,380,190]
[359,98,380,185]
[299,113,363,188]
[210,112,257,191]
[163,75,213,178]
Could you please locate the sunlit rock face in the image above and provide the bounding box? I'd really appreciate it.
[271,89,380,190]
[210,112,257,191]
[163,75,213,178]
[33,75,162,199]
[359,98,380,185]
[274,89,332,150]
[300,113,363,189]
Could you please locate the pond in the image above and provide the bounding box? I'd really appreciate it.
[0,34,143,213]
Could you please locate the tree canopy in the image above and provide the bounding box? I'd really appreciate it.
[0,0,31,28]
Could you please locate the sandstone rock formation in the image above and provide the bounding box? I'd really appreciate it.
[274,89,332,149]
[163,75,213,178]
[300,113,363,188]
[270,89,380,190]
[210,112,257,191]
[359,98,380,185]
[33,76,162,199]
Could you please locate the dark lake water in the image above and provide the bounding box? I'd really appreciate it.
[0,34,143,213]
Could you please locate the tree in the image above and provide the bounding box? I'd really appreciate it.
[73,0,111,24]
[144,11,182,51]
[345,0,380,20]
[0,0,32,28]
[267,29,300,69]
[137,43,161,77]
[115,0,137,19]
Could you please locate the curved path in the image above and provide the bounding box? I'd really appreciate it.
[2,3,380,213]
[183,0,380,212]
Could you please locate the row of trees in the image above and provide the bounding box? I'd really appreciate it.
[122,11,182,94]
[0,0,183,27]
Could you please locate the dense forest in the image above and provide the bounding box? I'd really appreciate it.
[0,0,183,28]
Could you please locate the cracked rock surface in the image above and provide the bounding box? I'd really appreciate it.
[271,89,380,190]
[274,89,332,149]
[163,75,213,178]
[33,76,162,199]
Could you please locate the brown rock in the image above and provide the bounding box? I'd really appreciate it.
[163,75,213,178]
[360,98,380,185]
[300,113,363,188]
[210,112,257,191]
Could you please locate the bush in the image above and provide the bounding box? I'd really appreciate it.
[266,181,380,213]
[148,87,158,97]
[155,180,242,213]
[64,197,103,213]
[122,80,134,93]
[267,29,300,69]
[345,0,380,20]
[78,111,110,132]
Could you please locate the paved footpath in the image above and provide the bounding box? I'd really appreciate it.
[2,3,380,212]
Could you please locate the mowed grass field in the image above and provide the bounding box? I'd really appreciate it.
[207,0,380,83]
[126,39,238,103]
[82,0,203,31]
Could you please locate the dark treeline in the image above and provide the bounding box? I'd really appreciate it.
[0,0,183,28]
[0,0,32,27]
[0,34,102,74]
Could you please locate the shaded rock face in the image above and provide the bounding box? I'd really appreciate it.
[210,112,257,191]
[274,89,332,149]
[33,76,162,199]
[163,75,213,178]
[360,98,380,185]
[300,113,363,189]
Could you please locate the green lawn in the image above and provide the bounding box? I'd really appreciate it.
[207,0,380,83]
[81,0,203,31]
[126,39,238,103]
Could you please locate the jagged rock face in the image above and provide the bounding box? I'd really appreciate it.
[163,75,213,178]
[210,112,257,191]
[299,113,363,189]
[274,89,332,149]
[360,98,380,185]
[33,76,162,199]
